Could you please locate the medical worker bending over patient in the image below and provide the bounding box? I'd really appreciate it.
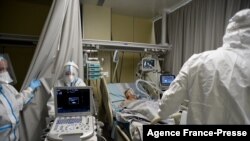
[47,61,86,118]
[152,9,250,124]
[0,55,41,141]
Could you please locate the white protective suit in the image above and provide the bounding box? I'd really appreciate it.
[0,81,37,141]
[47,61,86,117]
[157,9,250,124]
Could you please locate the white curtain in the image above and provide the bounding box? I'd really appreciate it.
[165,0,250,75]
[19,0,83,140]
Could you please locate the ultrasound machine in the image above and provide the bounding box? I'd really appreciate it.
[46,86,97,141]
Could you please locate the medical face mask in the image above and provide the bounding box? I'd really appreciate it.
[0,71,13,84]
[64,74,75,84]
[63,64,78,85]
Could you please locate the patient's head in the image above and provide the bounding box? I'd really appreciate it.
[124,88,137,100]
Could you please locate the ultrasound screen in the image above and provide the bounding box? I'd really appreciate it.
[56,88,90,113]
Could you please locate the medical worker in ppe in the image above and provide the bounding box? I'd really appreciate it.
[47,61,86,117]
[151,9,250,124]
[0,55,41,141]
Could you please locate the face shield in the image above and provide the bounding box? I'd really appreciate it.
[0,54,17,84]
[63,61,79,84]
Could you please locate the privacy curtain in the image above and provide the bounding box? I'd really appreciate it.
[19,0,83,141]
[165,0,250,75]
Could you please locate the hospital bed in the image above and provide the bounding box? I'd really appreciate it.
[99,77,176,141]
[100,77,130,141]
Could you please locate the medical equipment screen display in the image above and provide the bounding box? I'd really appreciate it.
[160,75,175,86]
[142,58,156,71]
[56,88,90,113]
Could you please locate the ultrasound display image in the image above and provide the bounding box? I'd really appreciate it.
[56,88,90,113]
[68,97,79,105]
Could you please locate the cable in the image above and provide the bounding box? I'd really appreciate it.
[112,50,120,83]
[96,134,107,141]
[135,79,151,99]
[112,60,119,83]
[118,52,124,82]
[91,91,98,117]
[135,79,162,100]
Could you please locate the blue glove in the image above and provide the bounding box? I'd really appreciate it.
[29,79,41,90]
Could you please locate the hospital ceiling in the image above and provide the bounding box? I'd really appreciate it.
[16,0,191,18]
[82,0,191,18]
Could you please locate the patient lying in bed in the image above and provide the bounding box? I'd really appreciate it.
[119,88,138,108]
[117,88,174,124]
[116,88,175,141]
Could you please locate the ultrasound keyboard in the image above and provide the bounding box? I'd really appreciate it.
[47,116,94,141]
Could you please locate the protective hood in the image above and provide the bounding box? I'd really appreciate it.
[223,9,250,48]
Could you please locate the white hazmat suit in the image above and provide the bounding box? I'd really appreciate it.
[153,9,250,124]
[47,61,86,118]
[0,56,41,141]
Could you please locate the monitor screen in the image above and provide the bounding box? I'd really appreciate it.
[55,87,91,114]
[160,74,175,86]
[142,58,156,71]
